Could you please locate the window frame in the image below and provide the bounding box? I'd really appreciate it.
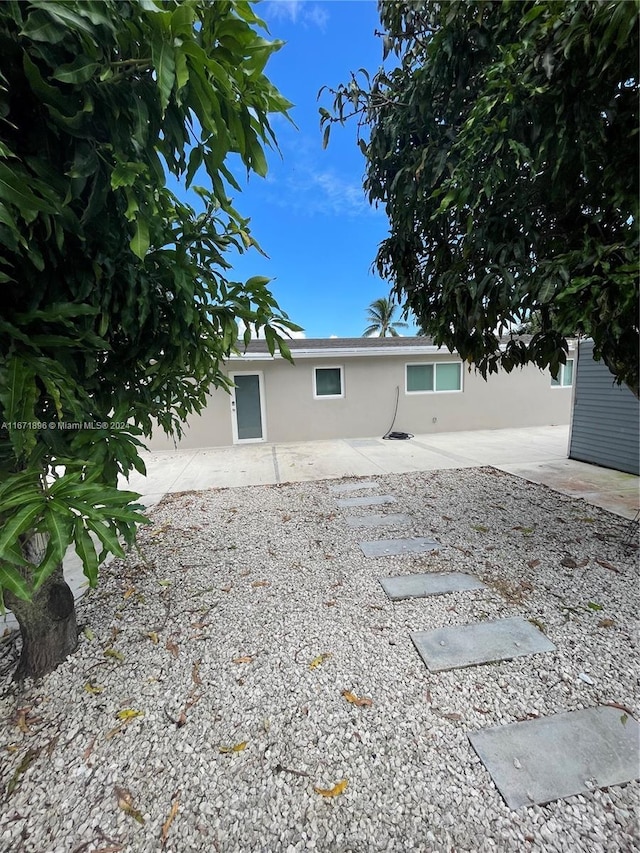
[405,361,463,395]
[550,359,574,388]
[313,364,345,400]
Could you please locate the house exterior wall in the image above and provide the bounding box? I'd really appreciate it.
[569,340,639,475]
[148,348,573,450]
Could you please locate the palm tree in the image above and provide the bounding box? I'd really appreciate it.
[362,297,409,337]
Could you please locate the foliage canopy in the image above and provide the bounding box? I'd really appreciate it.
[322,0,639,394]
[0,0,297,629]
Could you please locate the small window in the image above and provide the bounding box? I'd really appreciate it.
[314,366,343,398]
[551,359,574,387]
[407,364,434,392]
[406,362,462,393]
[435,362,461,392]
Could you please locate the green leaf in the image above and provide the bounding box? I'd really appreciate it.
[52,57,99,85]
[85,519,126,560]
[0,357,38,458]
[0,503,44,556]
[33,510,73,590]
[0,162,57,216]
[73,519,99,588]
[111,162,147,190]
[130,219,150,259]
[20,8,67,42]
[152,36,176,112]
[0,565,32,601]
[250,143,268,178]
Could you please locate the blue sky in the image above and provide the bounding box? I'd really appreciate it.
[221,0,419,338]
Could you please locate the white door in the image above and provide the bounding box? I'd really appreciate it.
[230,372,266,443]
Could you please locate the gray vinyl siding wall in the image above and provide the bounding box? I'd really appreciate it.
[569,340,639,475]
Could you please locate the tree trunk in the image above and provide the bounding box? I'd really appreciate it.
[5,563,78,680]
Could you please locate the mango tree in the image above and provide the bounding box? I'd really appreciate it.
[322,1,639,394]
[0,0,299,678]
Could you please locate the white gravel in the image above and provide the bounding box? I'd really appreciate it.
[0,467,638,853]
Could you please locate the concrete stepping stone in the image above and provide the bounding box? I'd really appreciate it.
[379,572,486,601]
[469,706,640,809]
[346,513,412,529]
[411,616,555,672]
[337,495,397,508]
[359,537,440,557]
[330,480,378,494]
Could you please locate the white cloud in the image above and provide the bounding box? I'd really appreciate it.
[264,163,375,218]
[264,1,328,30]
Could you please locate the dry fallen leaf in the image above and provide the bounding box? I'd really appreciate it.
[84,682,104,695]
[83,737,96,763]
[165,639,179,658]
[595,558,621,574]
[123,587,135,599]
[104,648,125,663]
[13,708,32,734]
[219,741,247,754]
[309,652,332,670]
[598,618,616,628]
[220,584,233,593]
[116,709,144,722]
[313,779,348,798]
[146,632,159,644]
[191,661,202,685]
[232,655,254,664]
[442,712,463,721]
[251,580,270,588]
[6,748,41,799]
[324,600,337,607]
[161,797,180,846]
[114,786,145,824]
[342,690,373,708]
[527,559,541,568]
[105,724,125,740]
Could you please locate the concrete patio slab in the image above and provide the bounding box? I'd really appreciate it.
[116,425,638,519]
[345,513,413,529]
[469,706,640,809]
[499,458,640,520]
[337,495,397,508]
[411,616,556,672]
[359,537,440,557]
[345,439,472,474]
[379,572,486,600]
[275,440,385,482]
[329,481,378,494]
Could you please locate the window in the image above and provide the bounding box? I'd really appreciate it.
[406,362,462,393]
[551,359,574,387]
[314,366,344,398]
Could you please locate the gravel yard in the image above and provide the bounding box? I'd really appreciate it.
[0,467,638,853]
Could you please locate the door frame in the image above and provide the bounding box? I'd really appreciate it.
[229,370,267,444]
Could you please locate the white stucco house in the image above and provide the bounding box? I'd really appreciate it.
[147,336,576,450]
